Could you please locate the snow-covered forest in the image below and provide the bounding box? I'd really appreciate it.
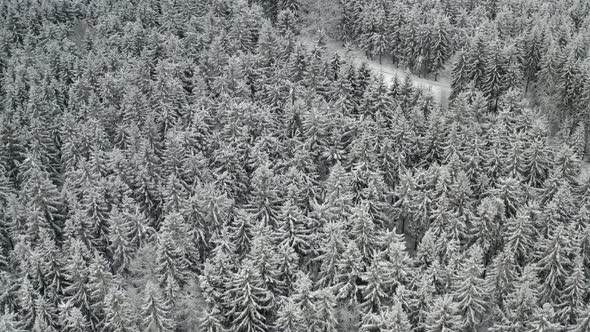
[0,0,589,331]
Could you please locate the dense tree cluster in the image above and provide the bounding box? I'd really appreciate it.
[0,0,589,331]
[337,0,590,124]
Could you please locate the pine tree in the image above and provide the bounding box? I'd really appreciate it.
[504,209,536,266]
[155,225,190,293]
[380,230,415,288]
[334,240,363,305]
[378,301,412,332]
[38,231,66,300]
[492,265,540,331]
[32,296,58,332]
[473,197,504,260]
[276,200,312,257]
[62,307,91,332]
[311,288,338,332]
[360,260,390,314]
[103,286,139,332]
[451,51,470,99]
[349,203,380,263]
[16,277,36,330]
[19,158,64,240]
[88,254,113,327]
[316,222,345,288]
[230,209,254,258]
[520,26,544,93]
[108,207,134,273]
[521,137,552,187]
[63,240,94,324]
[0,307,26,332]
[291,271,316,327]
[248,163,282,227]
[536,225,573,304]
[488,176,523,218]
[275,298,306,332]
[226,260,272,332]
[538,39,565,101]
[482,41,507,111]
[552,144,580,184]
[429,16,452,81]
[141,281,175,332]
[423,296,463,332]
[484,248,517,309]
[248,224,282,302]
[465,33,488,90]
[451,245,489,330]
[527,303,563,332]
[558,256,588,323]
[571,304,590,332]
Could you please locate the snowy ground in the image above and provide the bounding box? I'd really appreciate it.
[300,34,452,109]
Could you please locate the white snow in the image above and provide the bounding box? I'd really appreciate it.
[300,35,452,109]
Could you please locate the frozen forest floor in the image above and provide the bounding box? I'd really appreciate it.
[300,34,452,109]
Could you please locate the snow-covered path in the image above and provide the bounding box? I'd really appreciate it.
[300,35,452,109]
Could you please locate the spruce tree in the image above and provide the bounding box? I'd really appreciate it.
[103,286,139,332]
[452,246,489,330]
[536,225,573,304]
[311,288,338,332]
[423,295,463,332]
[275,298,306,332]
[141,281,175,332]
[0,307,26,332]
[226,260,272,332]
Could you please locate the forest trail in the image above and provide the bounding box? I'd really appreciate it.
[300,34,452,109]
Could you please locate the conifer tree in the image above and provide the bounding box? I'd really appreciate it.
[0,307,26,332]
[276,200,312,257]
[312,288,338,332]
[17,277,37,330]
[572,304,590,332]
[291,271,316,327]
[316,222,345,288]
[360,260,390,314]
[334,240,363,304]
[521,138,552,187]
[226,260,272,332]
[108,207,134,273]
[504,209,536,266]
[275,298,306,332]
[494,265,540,331]
[32,296,58,332]
[141,281,175,332]
[198,306,224,332]
[558,255,588,324]
[155,226,190,293]
[103,286,139,332]
[349,203,380,263]
[452,246,489,330]
[527,303,563,332]
[429,16,452,81]
[248,224,282,302]
[423,295,463,332]
[378,301,413,332]
[63,240,94,324]
[484,248,517,310]
[451,51,470,99]
[536,225,573,304]
[62,307,91,332]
